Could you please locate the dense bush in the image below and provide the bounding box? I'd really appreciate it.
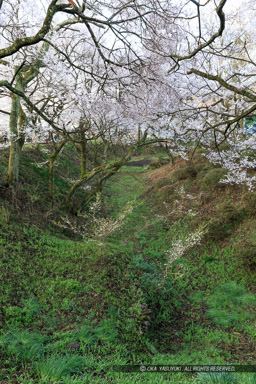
[153,177,172,189]
[170,162,197,181]
[205,202,242,241]
[194,162,213,174]
[216,201,242,223]
[206,219,232,241]
[156,185,177,201]
[200,168,227,189]
[149,158,170,169]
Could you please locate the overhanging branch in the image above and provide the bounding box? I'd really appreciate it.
[0,1,69,59]
[188,68,256,101]
[169,0,227,68]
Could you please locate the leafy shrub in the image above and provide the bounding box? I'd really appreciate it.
[142,272,177,328]
[200,168,227,189]
[133,256,180,329]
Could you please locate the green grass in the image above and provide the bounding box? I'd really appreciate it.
[0,148,256,383]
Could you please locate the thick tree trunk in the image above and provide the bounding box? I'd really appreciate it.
[65,135,160,213]
[6,79,25,189]
[6,64,40,189]
[66,145,136,214]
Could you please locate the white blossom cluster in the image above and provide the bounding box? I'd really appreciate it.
[33,161,49,169]
[205,138,256,190]
[159,229,204,288]
[91,199,135,238]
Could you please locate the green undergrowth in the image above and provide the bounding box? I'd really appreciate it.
[0,149,256,383]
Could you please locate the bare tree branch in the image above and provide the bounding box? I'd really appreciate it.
[0,1,69,59]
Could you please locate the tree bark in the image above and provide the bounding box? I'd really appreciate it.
[6,79,25,188]
[49,138,67,199]
[66,144,136,214]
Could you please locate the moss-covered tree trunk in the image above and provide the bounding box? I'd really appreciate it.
[5,14,78,190]
[6,62,41,189]
[79,130,87,177]
[65,144,137,214]
[103,139,109,163]
[6,78,25,189]
[49,138,68,199]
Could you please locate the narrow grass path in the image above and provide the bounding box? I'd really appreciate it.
[101,164,256,384]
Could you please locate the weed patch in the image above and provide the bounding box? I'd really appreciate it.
[1,151,256,382]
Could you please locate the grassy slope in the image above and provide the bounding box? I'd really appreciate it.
[0,146,255,383]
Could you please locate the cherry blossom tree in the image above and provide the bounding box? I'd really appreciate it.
[2,0,253,202]
[0,0,180,189]
[162,0,256,190]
